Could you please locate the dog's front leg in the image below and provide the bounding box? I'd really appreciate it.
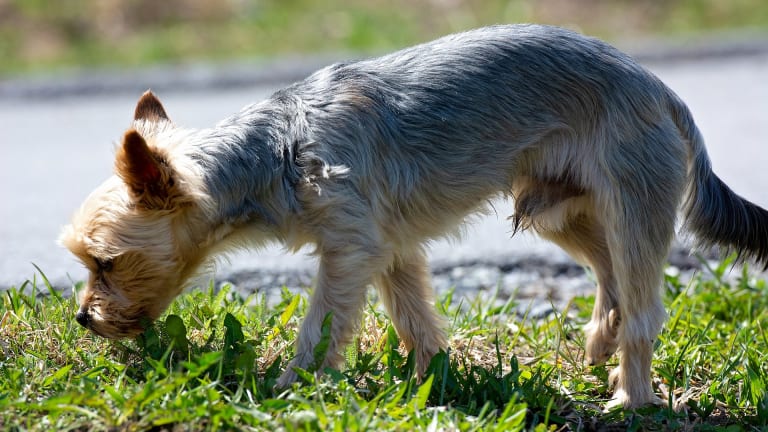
[374,250,447,378]
[276,246,383,388]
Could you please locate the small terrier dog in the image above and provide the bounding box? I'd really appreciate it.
[61,24,768,408]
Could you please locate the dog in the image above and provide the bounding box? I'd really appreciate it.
[60,24,768,409]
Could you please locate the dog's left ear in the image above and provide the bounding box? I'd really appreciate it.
[134,90,170,122]
[115,129,176,208]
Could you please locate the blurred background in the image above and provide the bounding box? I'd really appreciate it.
[1,1,767,295]
[2,0,767,77]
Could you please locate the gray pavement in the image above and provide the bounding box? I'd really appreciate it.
[1,49,767,291]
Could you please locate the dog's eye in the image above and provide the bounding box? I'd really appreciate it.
[95,258,114,273]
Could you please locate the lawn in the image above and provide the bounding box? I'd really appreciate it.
[1,257,767,430]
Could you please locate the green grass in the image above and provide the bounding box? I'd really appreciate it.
[3,0,768,77]
[2,258,768,430]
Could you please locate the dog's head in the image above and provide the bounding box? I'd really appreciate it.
[60,91,205,338]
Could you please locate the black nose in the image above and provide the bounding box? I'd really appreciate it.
[75,309,91,328]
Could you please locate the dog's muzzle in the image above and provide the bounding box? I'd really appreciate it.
[75,308,91,328]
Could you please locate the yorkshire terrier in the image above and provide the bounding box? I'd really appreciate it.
[61,24,768,408]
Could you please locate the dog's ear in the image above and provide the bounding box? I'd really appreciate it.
[115,129,176,208]
[134,90,170,122]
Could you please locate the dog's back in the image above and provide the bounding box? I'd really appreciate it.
[279,25,680,242]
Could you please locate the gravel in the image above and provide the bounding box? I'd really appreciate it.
[218,245,724,319]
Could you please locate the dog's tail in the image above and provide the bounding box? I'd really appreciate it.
[670,91,768,267]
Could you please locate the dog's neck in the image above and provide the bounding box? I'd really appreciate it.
[179,100,303,247]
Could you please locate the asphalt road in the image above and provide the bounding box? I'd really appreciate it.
[1,52,767,289]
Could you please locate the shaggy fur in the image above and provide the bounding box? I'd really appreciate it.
[61,24,768,409]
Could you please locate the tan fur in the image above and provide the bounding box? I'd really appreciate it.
[61,94,211,338]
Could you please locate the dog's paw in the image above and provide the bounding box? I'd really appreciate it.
[275,348,316,387]
[586,338,618,366]
[604,368,664,411]
[585,308,621,365]
[605,388,665,411]
[585,330,618,366]
[275,368,299,390]
[414,345,444,379]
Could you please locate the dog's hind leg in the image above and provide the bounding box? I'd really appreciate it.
[599,131,685,408]
[603,205,672,408]
[514,179,620,365]
[537,212,620,366]
[373,249,447,378]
